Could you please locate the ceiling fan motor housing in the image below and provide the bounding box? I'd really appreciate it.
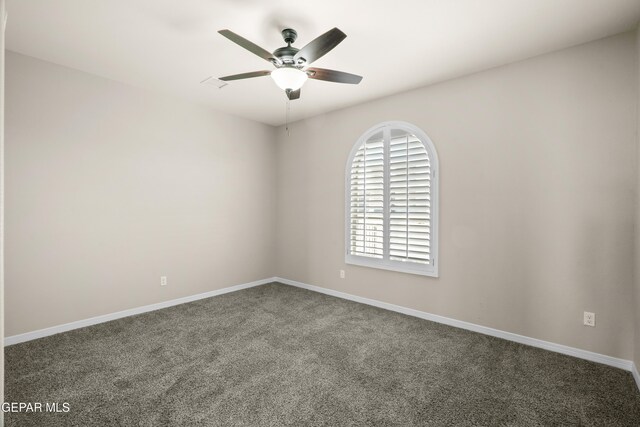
[273,46,300,65]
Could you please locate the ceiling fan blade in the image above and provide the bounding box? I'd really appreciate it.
[294,28,346,65]
[218,29,280,64]
[286,88,301,100]
[219,70,272,81]
[307,67,362,84]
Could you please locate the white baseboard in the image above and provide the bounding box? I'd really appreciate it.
[4,277,274,346]
[633,363,640,391]
[274,277,634,373]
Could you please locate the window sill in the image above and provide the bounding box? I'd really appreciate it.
[345,255,438,278]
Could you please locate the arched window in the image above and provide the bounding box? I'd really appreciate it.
[345,121,439,277]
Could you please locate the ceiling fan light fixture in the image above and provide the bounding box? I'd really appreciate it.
[271,67,308,91]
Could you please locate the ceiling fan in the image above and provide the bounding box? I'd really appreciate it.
[217,27,363,100]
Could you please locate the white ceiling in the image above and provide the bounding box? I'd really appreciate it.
[5,0,640,126]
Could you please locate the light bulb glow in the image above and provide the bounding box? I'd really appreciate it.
[271,67,308,90]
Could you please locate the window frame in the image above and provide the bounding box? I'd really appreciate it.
[345,121,439,277]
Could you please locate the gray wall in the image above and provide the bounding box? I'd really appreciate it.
[276,32,638,360]
[5,52,277,336]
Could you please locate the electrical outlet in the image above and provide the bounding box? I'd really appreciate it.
[339,269,345,279]
[583,311,595,327]
[160,276,167,286]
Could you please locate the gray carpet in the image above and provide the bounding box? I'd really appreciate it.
[5,282,640,426]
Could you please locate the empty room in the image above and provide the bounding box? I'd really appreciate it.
[1,0,640,425]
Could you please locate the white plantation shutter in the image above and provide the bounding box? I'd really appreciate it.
[389,134,431,264]
[346,122,438,277]
[349,132,384,258]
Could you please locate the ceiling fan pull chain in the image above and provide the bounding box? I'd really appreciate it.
[285,99,291,137]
